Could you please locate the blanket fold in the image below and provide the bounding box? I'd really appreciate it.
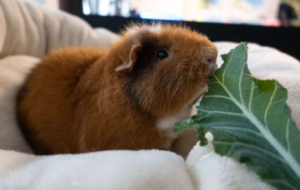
[0,150,196,190]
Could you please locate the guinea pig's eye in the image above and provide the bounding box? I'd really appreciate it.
[157,50,169,60]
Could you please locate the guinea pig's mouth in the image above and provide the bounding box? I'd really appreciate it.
[208,66,217,76]
[189,93,203,107]
[205,61,218,77]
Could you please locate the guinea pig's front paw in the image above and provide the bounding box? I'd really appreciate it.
[190,106,198,116]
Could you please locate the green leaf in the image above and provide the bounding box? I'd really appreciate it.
[175,43,300,190]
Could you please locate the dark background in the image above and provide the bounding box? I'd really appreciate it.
[78,15,300,61]
[59,0,300,60]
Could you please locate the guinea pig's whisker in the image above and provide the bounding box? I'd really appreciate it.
[172,83,180,98]
[176,59,190,74]
[171,59,192,98]
[172,75,185,98]
[159,71,172,93]
[113,139,124,149]
[79,118,88,152]
[132,140,140,150]
[176,59,191,74]
[188,64,193,81]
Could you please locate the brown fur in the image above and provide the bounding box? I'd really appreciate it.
[17,24,218,155]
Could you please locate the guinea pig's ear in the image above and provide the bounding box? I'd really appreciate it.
[115,44,141,75]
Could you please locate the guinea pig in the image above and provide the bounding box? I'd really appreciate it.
[16,24,218,155]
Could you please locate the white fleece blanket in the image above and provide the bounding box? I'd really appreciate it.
[1,0,299,189]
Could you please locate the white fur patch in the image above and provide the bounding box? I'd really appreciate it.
[157,106,196,149]
[157,85,208,149]
[126,23,162,36]
[157,116,178,131]
[146,23,162,33]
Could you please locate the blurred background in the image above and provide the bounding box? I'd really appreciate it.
[25,0,300,60]
[30,0,300,27]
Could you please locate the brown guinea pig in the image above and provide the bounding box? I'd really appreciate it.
[16,24,218,155]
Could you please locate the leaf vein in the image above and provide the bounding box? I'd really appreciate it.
[214,141,286,163]
[198,109,245,117]
[264,82,278,130]
[204,95,231,100]
[210,126,263,138]
[286,119,291,153]
[248,82,254,113]
[222,51,235,83]
[264,179,297,190]
[238,60,245,106]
